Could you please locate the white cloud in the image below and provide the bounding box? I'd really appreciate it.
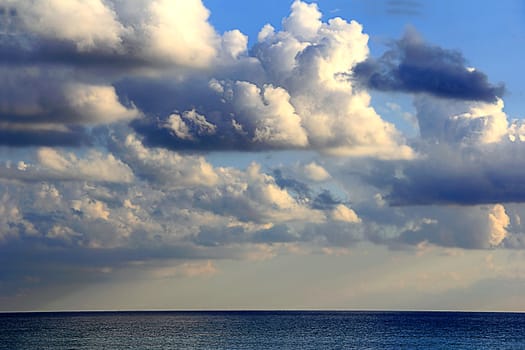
[116,1,414,158]
[4,0,415,157]
[46,225,79,242]
[164,110,217,141]
[282,0,322,41]
[304,162,331,182]
[414,95,509,144]
[0,148,134,183]
[488,204,510,246]
[71,198,110,221]
[64,84,140,124]
[331,204,361,223]
[250,3,413,158]
[37,148,135,183]
[139,0,219,67]
[19,0,125,51]
[198,162,325,224]
[0,192,36,241]
[113,133,219,188]
[227,82,309,147]
[221,30,248,60]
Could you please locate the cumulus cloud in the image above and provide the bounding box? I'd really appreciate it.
[36,148,134,183]
[488,204,510,246]
[304,162,331,182]
[365,92,525,207]
[353,28,505,102]
[0,0,219,146]
[0,148,134,183]
[0,0,415,156]
[138,0,219,67]
[331,204,361,223]
[414,95,509,144]
[164,110,217,141]
[2,0,219,67]
[194,162,325,224]
[18,0,126,52]
[110,132,219,189]
[128,0,413,158]
[0,192,36,241]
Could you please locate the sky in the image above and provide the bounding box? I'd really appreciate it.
[1,0,525,312]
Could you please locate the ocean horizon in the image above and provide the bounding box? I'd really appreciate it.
[2,310,525,349]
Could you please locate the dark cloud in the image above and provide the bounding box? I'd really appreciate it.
[0,127,90,147]
[118,77,272,152]
[273,169,312,200]
[0,238,243,299]
[353,29,505,102]
[0,37,145,68]
[131,117,268,152]
[363,143,525,206]
[311,190,343,210]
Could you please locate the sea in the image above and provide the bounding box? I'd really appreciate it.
[1,311,524,349]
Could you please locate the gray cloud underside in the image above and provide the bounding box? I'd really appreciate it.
[353,29,505,102]
[359,142,525,206]
[0,128,89,147]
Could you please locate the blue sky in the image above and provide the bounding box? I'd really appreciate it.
[1,0,525,311]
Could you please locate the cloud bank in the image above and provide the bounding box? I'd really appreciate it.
[1,0,525,309]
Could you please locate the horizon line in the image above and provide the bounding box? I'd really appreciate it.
[1,308,525,314]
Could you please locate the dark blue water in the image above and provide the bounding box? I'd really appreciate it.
[1,311,524,349]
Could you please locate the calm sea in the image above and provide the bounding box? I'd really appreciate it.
[1,311,524,349]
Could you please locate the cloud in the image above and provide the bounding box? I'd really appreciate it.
[358,91,525,208]
[36,148,134,183]
[331,204,361,223]
[0,67,140,146]
[414,95,509,144]
[370,142,525,206]
[0,69,140,124]
[353,28,505,102]
[110,132,219,189]
[193,162,325,224]
[370,93,525,207]
[0,127,89,147]
[303,162,331,182]
[0,148,134,183]
[1,0,415,156]
[3,0,219,67]
[394,204,510,249]
[126,1,413,158]
[2,0,525,310]
[139,0,219,67]
[0,0,219,146]
[488,204,510,246]
[18,0,125,52]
